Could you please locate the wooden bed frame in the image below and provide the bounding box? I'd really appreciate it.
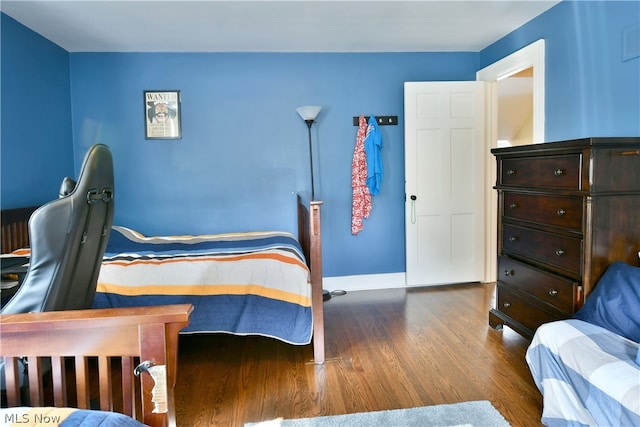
[1,304,193,427]
[1,196,325,364]
[0,205,38,254]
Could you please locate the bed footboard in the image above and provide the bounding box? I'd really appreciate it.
[0,304,193,427]
[297,194,325,364]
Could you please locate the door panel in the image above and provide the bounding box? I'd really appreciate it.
[405,81,485,286]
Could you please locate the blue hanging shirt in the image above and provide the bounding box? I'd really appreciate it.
[364,116,383,195]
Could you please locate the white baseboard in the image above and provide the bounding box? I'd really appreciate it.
[323,272,407,292]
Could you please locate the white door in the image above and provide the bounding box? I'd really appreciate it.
[405,81,486,286]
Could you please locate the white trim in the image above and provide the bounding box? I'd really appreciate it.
[481,80,498,284]
[323,273,406,292]
[476,39,546,284]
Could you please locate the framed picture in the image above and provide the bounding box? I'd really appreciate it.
[144,90,182,139]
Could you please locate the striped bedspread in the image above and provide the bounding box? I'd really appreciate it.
[526,319,640,427]
[94,226,312,345]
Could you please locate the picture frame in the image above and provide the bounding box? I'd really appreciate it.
[144,90,182,139]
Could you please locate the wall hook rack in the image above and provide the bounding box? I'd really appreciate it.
[352,115,398,126]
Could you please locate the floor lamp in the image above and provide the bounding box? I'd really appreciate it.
[296,106,321,200]
[296,105,334,301]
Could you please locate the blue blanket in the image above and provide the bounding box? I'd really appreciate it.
[573,261,640,342]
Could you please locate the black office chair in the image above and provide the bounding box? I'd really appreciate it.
[1,144,115,314]
[0,144,114,399]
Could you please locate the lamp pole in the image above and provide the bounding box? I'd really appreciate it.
[306,119,315,200]
[296,105,321,201]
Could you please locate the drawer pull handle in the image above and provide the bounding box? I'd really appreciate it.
[503,302,511,308]
[556,208,566,216]
[509,203,518,209]
[555,249,565,256]
[509,236,518,242]
[614,150,640,156]
[507,169,516,176]
[549,289,558,296]
[504,269,515,277]
[554,168,564,176]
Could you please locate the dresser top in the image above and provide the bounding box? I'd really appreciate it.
[491,137,640,156]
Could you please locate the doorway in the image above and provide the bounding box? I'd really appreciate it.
[476,39,546,283]
[498,67,534,147]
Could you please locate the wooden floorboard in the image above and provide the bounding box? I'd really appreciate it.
[174,283,543,426]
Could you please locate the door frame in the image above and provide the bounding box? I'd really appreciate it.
[476,39,546,283]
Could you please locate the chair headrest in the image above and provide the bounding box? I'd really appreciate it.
[58,177,77,198]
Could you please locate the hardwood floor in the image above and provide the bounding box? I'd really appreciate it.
[174,283,543,426]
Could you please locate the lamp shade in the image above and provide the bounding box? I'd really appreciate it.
[296,106,322,121]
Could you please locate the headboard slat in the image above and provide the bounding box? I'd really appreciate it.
[51,356,68,407]
[75,356,91,409]
[3,357,20,406]
[28,357,45,406]
[1,205,38,253]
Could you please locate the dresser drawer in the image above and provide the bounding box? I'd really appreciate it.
[502,224,582,275]
[503,193,583,230]
[496,284,565,333]
[498,256,578,314]
[500,155,581,189]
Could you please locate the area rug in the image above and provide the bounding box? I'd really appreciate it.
[245,400,511,427]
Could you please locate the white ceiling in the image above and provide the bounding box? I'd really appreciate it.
[1,0,560,53]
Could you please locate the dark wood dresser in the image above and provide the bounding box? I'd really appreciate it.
[489,137,640,338]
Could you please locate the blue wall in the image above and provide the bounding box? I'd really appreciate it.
[69,52,478,277]
[481,0,640,140]
[2,0,639,278]
[1,14,74,208]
